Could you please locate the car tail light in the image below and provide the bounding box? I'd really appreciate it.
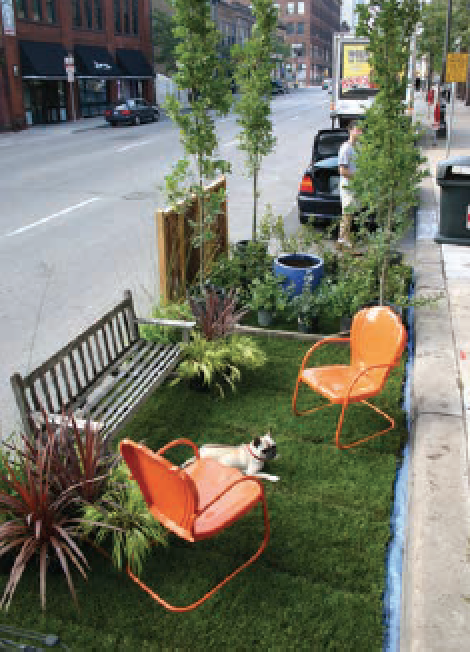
[299,175,314,194]
[104,109,111,116]
[120,109,131,116]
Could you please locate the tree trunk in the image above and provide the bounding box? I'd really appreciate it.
[466,52,470,106]
[199,157,205,294]
[253,167,258,241]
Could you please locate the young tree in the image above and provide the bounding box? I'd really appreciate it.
[164,0,233,292]
[352,0,427,304]
[232,0,278,241]
[152,9,179,76]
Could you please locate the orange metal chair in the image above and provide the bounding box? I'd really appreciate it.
[119,438,270,612]
[292,306,407,450]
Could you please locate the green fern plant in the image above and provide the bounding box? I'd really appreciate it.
[79,463,167,577]
[173,332,266,397]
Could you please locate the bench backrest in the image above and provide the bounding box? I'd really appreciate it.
[11,291,139,433]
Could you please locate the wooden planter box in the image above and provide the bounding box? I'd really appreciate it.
[156,176,228,301]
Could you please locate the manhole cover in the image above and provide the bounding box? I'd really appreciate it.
[122,191,156,201]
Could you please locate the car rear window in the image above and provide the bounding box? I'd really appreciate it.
[316,133,348,158]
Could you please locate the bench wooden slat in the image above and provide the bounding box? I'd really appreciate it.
[100,325,114,367]
[107,318,119,357]
[90,343,169,421]
[86,338,98,380]
[49,366,66,411]
[59,359,74,407]
[114,313,126,352]
[96,345,182,439]
[76,343,91,386]
[39,376,54,413]
[84,340,163,415]
[28,384,41,412]
[92,331,106,372]
[68,351,83,395]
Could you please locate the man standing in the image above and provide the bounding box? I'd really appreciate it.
[337,121,362,249]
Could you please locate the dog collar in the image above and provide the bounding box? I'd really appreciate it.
[246,444,264,462]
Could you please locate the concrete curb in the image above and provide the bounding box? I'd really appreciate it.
[400,97,470,651]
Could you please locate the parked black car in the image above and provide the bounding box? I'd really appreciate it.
[105,98,160,126]
[271,80,285,95]
[297,128,349,224]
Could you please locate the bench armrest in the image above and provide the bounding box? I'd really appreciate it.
[32,411,104,435]
[135,318,196,330]
[135,318,196,342]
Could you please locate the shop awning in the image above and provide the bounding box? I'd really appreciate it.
[115,49,154,78]
[74,45,122,78]
[20,41,68,79]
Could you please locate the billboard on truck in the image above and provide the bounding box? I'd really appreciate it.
[340,43,379,97]
[331,34,378,128]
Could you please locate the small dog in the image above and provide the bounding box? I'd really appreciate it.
[181,432,279,482]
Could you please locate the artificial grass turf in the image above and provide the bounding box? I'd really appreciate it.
[0,337,407,651]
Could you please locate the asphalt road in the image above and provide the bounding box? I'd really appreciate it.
[0,86,331,438]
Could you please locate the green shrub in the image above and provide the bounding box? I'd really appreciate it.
[139,299,194,345]
[79,463,167,577]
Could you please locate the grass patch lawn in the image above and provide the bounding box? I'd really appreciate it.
[0,337,407,651]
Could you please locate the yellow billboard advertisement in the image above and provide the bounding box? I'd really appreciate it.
[341,44,377,91]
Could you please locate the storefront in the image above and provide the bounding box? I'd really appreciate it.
[74,45,122,117]
[19,41,67,125]
[115,49,153,102]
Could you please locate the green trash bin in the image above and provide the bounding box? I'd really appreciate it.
[435,156,470,245]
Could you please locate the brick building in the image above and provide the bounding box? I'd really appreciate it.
[273,0,340,86]
[0,0,153,130]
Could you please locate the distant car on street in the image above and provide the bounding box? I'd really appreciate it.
[271,79,285,95]
[322,78,332,92]
[297,128,348,224]
[104,98,160,127]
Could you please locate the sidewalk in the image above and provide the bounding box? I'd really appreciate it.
[400,95,470,650]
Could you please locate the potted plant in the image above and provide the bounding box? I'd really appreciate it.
[290,270,324,333]
[173,332,266,396]
[249,271,293,327]
[258,206,324,297]
[171,290,266,395]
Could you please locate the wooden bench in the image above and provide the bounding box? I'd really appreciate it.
[11,290,195,446]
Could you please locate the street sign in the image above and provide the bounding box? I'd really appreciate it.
[445,53,469,83]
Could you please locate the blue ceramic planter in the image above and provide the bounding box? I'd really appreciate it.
[273,253,324,297]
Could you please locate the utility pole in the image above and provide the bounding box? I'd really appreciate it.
[441,0,452,86]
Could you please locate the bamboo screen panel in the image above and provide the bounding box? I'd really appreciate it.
[156,176,228,301]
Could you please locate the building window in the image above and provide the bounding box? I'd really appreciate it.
[94,0,103,30]
[297,22,304,34]
[16,0,27,19]
[132,0,138,34]
[32,0,42,21]
[84,0,92,28]
[298,2,305,14]
[114,0,121,32]
[72,0,81,27]
[123,0,130,33]
[46,0,56,23]
[286,2,294,14]
[286,23,294,35]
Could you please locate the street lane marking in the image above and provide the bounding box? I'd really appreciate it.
[3,198,101,238]
[116,139,152,152]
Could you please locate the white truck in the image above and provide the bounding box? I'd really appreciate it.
[330,33,379,128]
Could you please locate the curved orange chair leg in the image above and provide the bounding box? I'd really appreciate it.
[126,497,270,613]
[335,400,395,450]
[292,377,335,417]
